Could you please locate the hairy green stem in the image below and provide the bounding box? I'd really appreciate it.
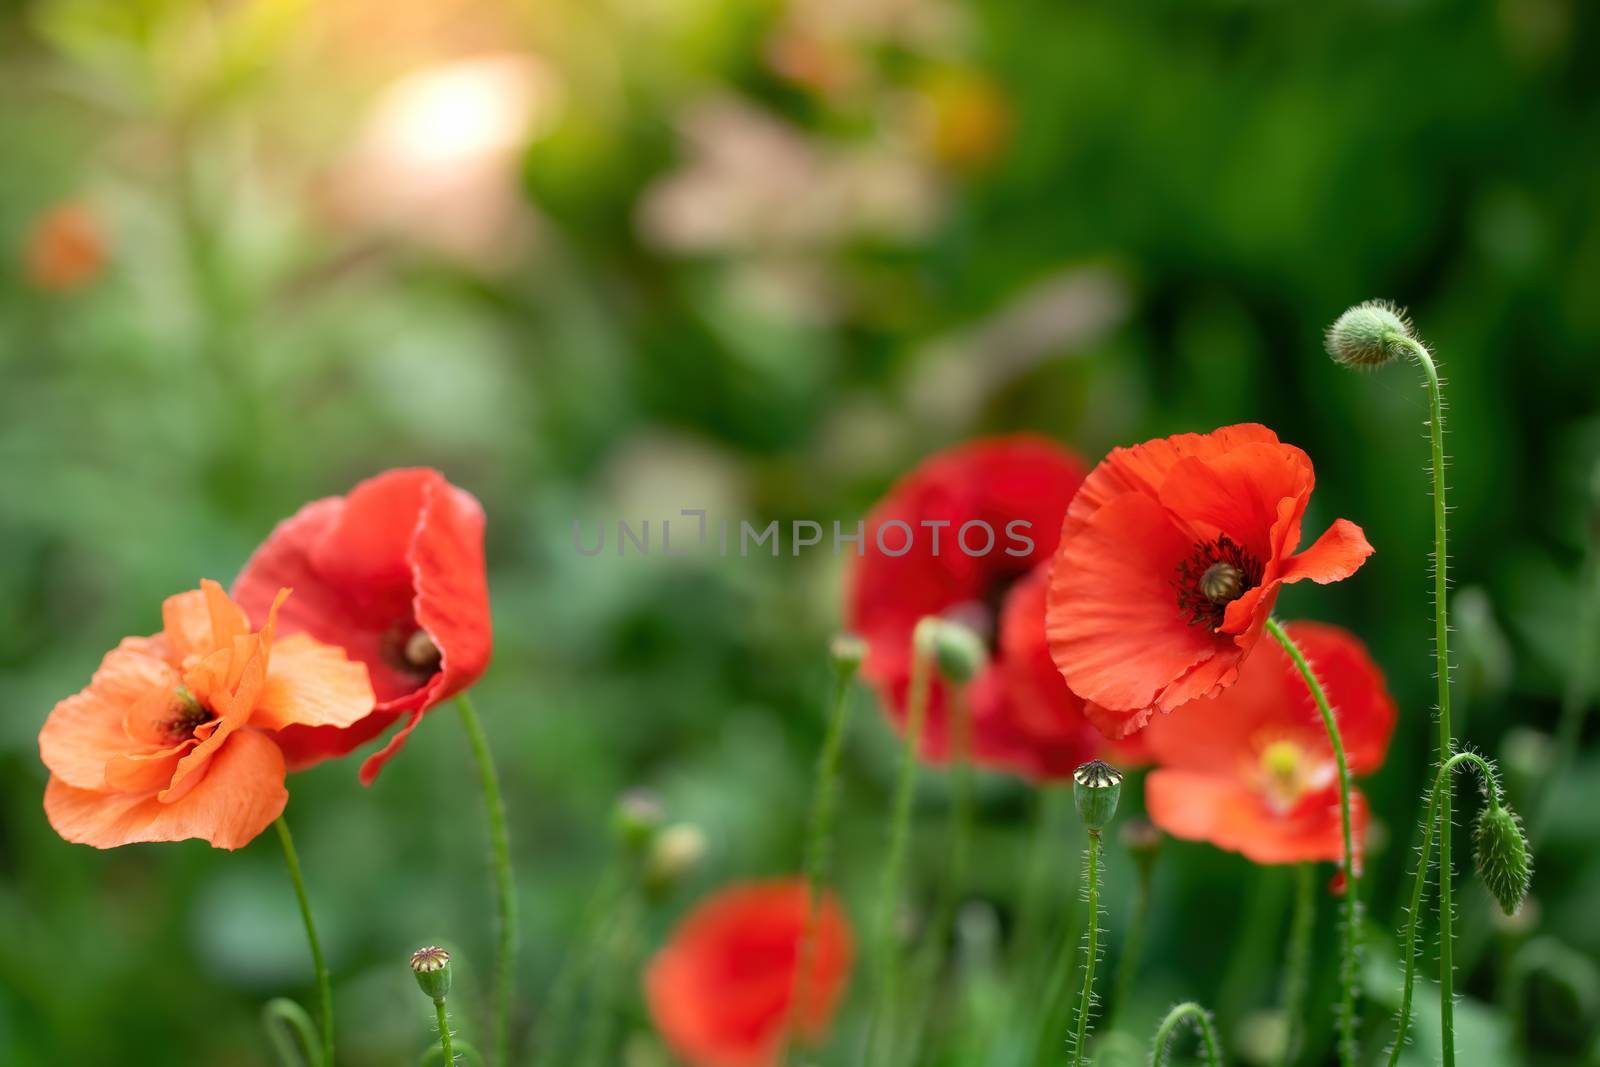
[1070,830,1103,1067]
[1386,751,1499,1066]
[1391,333,1457,1065]
[1150,1001,1222,1067]
[434,1000,456,1066]
[863,637,933,1066]
[1277,864,1315,1067]
[1265,617,1358,1067]
[274,818,333,1067]
[456,694,518,1067]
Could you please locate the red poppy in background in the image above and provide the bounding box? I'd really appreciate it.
[233,468,492,783]
[1141,621,1395,865]
[645,879,853,1067]
[39,581,373,849]
[1046,423,1373,737]
[24,200,106,292]
[846,437,1108,781]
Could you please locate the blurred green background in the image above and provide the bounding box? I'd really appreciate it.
[2,0,1597,1063]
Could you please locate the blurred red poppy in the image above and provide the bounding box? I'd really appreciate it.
[1140,621,1395,865]
[1046,423,1373,737]
[24,200,106,292]
[645,879,853,1067]
[846,437,1108,781]
[233,468,492,783]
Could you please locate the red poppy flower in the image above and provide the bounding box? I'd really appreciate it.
[1140,621,1395,865]
[645,879,853,1067]
[38,581,374,849]
[233,468,492,783]
[1046,423,1373,737]
[846,437,1108,780]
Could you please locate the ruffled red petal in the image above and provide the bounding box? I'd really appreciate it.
[233,469,492,781]
[1146,771,1368,866]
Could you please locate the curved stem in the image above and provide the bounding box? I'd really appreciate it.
[274,818,333,1067]
[789,656,860,1060]
[1070,831,1103,1067]
[1277,864,1315,1067]
[1396,334,1456,1066]
[456,694,517,1067]
[1151,1001,1222,1067]
[1386,751,1499,1066]
[435,1000,456,1066]
[1264,617,1357,1067]
[262,997,320,1067]
[863,638,933,1066]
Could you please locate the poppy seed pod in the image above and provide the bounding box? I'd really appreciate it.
[1474,803,1532,916]
[1324,300,1415,369]
[410,946,453,1000]
[1072,759,1123,833]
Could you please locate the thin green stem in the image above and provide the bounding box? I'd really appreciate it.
[1107,846,1155,1032]
[577,886,642,1067]
[534,858,626,1067]
[1265,617,1357,1067]
[1394,334,1456,1067]
[864,638,933,1067]
[790,658,860,1059]
[456,694,518,1067]
[1150,1002,1222,1067]
[1277,864,1315,1067]
[1386,751,1499,1067]
[435,1000,456,1066]
[1070,830,1103,1067]
[274,818,333,1067]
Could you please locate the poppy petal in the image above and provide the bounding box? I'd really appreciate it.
[43,730,288,850]
[1146,770,1367,866]
[253,633,377,732]
[39,641,178,789]
[1047,492,1223,713]
[1279,519,1374,586]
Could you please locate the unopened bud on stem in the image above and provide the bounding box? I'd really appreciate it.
[1474,802,1532,916]
[915,618,987,683]
[1324,299,1417,369]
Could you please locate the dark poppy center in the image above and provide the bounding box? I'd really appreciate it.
[1173,536,1263,630]
[382,620,443,679]
[166,685,215,741]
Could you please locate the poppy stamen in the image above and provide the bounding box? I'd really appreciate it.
[166,685,215,740]
[1173,536,1263,629]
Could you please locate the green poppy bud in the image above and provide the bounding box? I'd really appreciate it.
[1072,759,1123,833]
[646,822,707,890]
[613,789,666,854]
[409,946,452,1001]
[915,618,987,683]
[1324,300,1415,369]
[1474,802,1532,916]
[830,633,868,676]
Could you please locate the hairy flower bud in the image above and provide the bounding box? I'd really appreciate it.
[1324,300,1415,369]
[1474,803,1532,916]
[410,946,453,1000]
[1072,759,1123,833]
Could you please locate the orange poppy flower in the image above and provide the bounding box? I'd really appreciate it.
[1140,621,1396,865]
[1046,423,1373,737]
[39,580,374,850]
[645,879,853,1067]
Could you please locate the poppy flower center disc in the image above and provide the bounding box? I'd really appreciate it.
[1173,535,1263,630]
